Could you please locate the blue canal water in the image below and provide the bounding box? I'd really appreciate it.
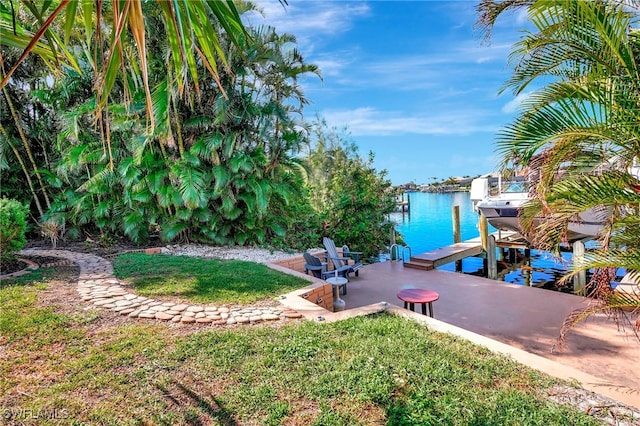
[390,192,573,289]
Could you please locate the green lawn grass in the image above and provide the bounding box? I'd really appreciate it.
[0,266,605,425]
[113,253,310,304]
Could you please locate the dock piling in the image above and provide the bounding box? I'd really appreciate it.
[572,240,586,295]
[487,235,497,280]
[452,206,462,271]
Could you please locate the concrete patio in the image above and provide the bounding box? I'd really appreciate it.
[276,259,640,409]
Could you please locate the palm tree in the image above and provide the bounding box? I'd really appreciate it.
[0,0,248,98]
[477,0,640,336]
[1,1,327,247]
[42,18,320,246]
[0,39,59,218]
[0,0,254,170]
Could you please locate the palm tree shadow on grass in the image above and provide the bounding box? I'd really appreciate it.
[157,380,238,426]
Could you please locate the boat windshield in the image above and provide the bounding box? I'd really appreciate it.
[503,182,526,193]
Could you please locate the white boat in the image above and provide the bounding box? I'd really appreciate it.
[470,177,607,242]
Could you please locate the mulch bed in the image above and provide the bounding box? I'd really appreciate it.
[1,237,165,278]
[24,236,165,258]
[0,258,28,276]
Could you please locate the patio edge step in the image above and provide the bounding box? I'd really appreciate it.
[403,259,434,271]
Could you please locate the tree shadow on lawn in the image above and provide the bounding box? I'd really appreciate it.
[157,379,238,426]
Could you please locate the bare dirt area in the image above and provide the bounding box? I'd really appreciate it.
[24,236,165,258]
[0,258,27,276]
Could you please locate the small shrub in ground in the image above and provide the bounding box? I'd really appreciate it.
[268,194,322,251]
[40,218,65,248]
[0,198,28,268]
[305,121,398,259]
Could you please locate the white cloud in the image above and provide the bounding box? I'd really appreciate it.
[247,1,370,39]
[244,1,371,71]
[501,92,531,113]
[322,107,500,137]
[515,8,530,25]
[312,56,354,78]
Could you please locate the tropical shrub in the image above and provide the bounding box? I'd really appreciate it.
[323,152,396,258]
[0,198,28,267]
[477,0,640,337]
[2,7,320,249]
[266,179,323,251]
[306,121,397,259]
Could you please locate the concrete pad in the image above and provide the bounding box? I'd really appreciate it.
[278,259,640,409]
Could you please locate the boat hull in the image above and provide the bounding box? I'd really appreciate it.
[477,205,607,242]
[471,177,608,243]
[476,205,523,234]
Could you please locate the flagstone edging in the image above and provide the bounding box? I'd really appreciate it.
[19,249,303,325]
[0,257,39,279]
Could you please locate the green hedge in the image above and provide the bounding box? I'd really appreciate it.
[0,198,28,267]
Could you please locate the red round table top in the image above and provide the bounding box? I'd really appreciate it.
[396,288,439,304]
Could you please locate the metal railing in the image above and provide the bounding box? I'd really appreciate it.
[402,245,412,262]
[389,244,412,263]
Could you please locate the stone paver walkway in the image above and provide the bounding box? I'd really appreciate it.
[20,249,302,325]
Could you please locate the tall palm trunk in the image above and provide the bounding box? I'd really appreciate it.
[2,86,51,210]
[0,123,44,217]
[172,99,185,157]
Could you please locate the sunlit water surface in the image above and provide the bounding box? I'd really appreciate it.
[390,192,575,291]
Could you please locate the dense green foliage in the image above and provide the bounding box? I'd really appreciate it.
[0,1,395,256]
[306,121,397,258]
[0,267,602,425]
[0,198,28,267]
[0,0,246,129]
[478,0,640,325]
[32,21,319,247]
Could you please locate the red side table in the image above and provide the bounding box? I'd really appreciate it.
[397,288,439,318]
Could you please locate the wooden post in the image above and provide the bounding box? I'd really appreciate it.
[523,248,532,286]
[452,205,462,271]
[487,235,497,280]
[479,213,489,276]
[479,213,488,251]
[573,240,587,295]
[452,205,461,243]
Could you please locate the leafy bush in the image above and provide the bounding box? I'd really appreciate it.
[0,198,28,267]
[267,188,322,251]
[322,152,396,258]
[305,121,398,258]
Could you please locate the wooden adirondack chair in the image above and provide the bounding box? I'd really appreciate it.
[303,252,330,279]
[303,251,348,294]
[322,237,363,279]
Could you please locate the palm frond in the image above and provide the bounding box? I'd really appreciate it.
[172,163,207,210]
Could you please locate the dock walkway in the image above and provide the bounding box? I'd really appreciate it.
[403,232,526,271]
[405,242,483,270]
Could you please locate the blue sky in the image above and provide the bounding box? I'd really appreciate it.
[247,1,529,185]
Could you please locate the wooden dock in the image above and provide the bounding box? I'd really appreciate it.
[405,242,483,270]
[403,232,528,271]
[395,201,409,212]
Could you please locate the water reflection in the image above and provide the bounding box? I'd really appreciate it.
[389,192,590,290]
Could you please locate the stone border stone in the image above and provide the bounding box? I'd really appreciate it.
[19,249,302,325]
[0,257,39,279]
